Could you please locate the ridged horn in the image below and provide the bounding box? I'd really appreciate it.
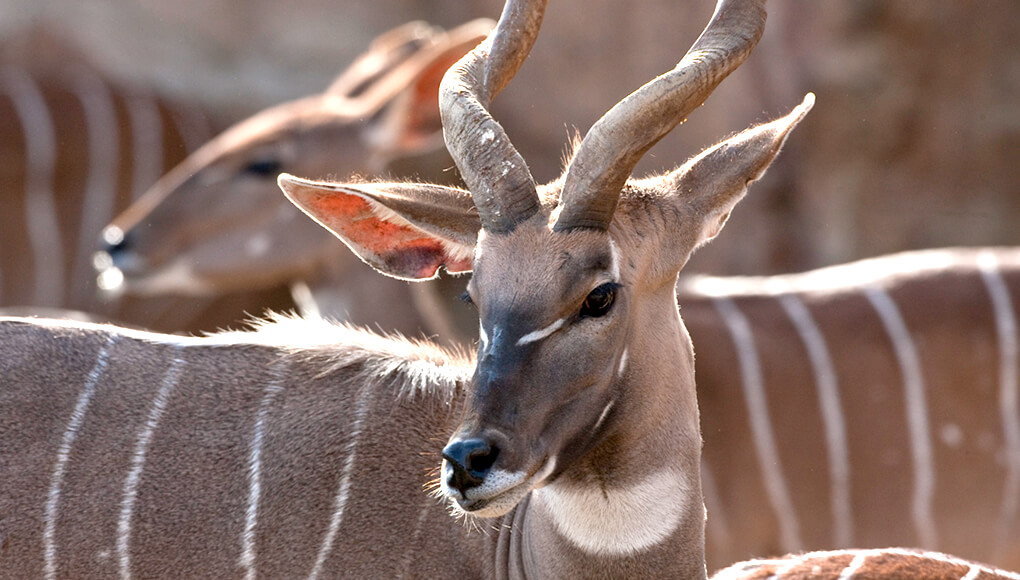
[439,0,547,234]
[554,0,767,231]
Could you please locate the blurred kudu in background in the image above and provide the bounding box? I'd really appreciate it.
[99,19,489,341]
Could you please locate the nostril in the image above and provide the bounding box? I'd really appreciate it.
[442,437,500,493]
[466,444,499,475]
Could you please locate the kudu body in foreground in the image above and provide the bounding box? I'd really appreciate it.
[99,20,489,342]
[0,65,295,333]
[93,40,1020,568]
[3,0,1017,579]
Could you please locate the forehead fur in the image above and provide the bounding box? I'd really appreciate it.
[471,219,616,314]
[469,178,671,297]
[478,220,612,277]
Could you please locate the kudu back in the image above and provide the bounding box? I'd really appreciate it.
[686,247,1020,570]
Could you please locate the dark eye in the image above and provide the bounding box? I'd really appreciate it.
[243,158,282,178]
[580,283,618,319]
[459,291,475,306]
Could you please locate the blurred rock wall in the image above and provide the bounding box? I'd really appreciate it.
[3,0,1017,275]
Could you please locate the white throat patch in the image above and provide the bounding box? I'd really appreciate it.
[535,468,693,555]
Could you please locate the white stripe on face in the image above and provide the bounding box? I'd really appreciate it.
[592,399,615,434]
[479,322,489,351]
[609,238,621,282]
[516,318,566,346]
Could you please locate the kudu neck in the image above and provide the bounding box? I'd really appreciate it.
[499,283,707,579]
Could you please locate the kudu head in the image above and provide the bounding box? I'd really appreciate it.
[96,20,491,295]
[279,0,812,526]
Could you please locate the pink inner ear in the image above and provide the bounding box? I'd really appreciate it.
[302,189,472,279]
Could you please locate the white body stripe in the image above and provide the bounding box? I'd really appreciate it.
[125,92,166,200]
[716,548,1020,579]
[240,364,286,580]
[1,67,64,306]
[961,563,983,580]
[117,354,186,580]
[837,549,868,580]
[43,335,118,580]
[68,68,120,307]
[777,293,853,547]
[978,251,1020,548]
[830,547,1020,580]
[865,286,937,549]
[772,553,806,577]
[713,296,803,553]
[394,496,436,580]
[307,379,376,579]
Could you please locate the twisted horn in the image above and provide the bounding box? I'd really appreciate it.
[439,0,547,234]
[554,0,767,231]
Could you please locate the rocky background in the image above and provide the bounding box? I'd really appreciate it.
[2,0,1017,275]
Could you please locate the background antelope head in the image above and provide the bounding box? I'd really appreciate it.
[279,0,811,569]
[97,20,490,298]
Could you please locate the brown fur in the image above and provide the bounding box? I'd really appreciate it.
[0,315,478,578]
[711,548,1019,579]
[687,248,1020,572]
[98,21,490,344]
[0,66,295,334]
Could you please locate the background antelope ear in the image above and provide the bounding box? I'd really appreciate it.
[325,21,441,99]
[278,173,480,281]
[358,19,493,159]
[667,93,814,254]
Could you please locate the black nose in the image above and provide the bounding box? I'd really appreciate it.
[442,437,500,494]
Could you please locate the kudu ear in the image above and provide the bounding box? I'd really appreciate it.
[278,173,480,281]
[359,19,493,158]
[326,21,441,99]
[668,93,814,251]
